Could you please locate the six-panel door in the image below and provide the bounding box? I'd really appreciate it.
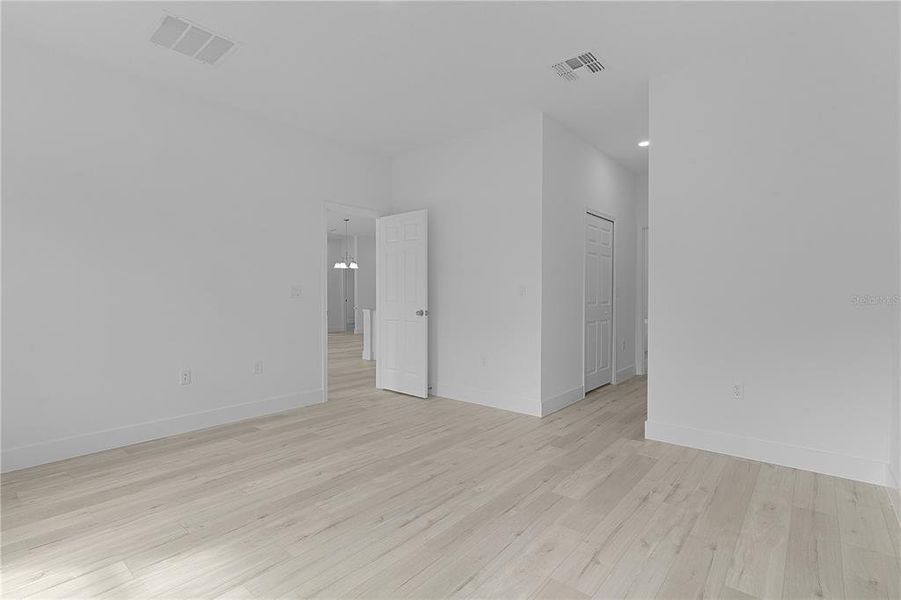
[585,213,613,391]
[376,210,428,398]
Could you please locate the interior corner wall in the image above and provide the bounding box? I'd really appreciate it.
[1,36,391,471]
[894,0,901,517]
[390,113,543,416]
[894,223,901,494]
[539,115,640,416]
[635,173,649,377]
[893,276,901,518]
[646,5,900,486]
[894,4,901,512]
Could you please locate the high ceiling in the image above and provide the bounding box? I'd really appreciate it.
[2,2,875,173]
[327,210,376,238]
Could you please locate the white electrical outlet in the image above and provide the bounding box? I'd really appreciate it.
[180,368,192,386]
[731,383,744,400]
[290,286,303,298]
[253,360,264,375]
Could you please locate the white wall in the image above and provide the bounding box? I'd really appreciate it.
[354,234,376,334]
[391,113,543,415]
[635,176,648,231]
[1,37,391,471]
[540,115,640,415]
[327,236,354,333]
[646,8,900,486]
[635,174,649,375]
[389,113,640,417]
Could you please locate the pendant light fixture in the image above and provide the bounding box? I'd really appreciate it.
[333,218,358,269]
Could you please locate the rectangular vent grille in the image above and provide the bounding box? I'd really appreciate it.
[150,15,236,67]
[552,63,579,81]
[552,51,605,81]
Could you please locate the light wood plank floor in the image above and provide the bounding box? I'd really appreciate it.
[2,332,899,598]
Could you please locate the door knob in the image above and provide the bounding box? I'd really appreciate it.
[416,309,428,316]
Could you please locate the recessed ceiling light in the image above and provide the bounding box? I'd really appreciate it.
[638,140,650,147]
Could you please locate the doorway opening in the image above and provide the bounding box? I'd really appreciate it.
[323,205,378,400]
[320,204,430,403]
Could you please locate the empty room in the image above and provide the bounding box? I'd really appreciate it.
[2,2,900,599]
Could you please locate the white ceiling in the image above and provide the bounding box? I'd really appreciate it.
[2,2,871,173]
[327,210,375,238]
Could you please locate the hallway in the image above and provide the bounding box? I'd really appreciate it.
[328,332,375,399]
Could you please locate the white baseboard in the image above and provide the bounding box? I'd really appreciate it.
[645,419,889,487]
[541,386,585,417]
[431,382,541,417]
[615,364,636,384]
[1,389,324,473]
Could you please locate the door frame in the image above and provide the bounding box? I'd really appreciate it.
[582,209,618,393]
[320,201,382,403]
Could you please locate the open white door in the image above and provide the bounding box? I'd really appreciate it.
[585,212,613,392]
[376,210,428,398]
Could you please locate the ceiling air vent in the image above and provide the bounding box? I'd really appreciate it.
[551,51,605,81]
[150,15,237,67]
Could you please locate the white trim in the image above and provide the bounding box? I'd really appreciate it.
[1,389,324,473]
[616,364,636,383]
[536,125,544,419]
[375,219,382,390]
[541,386,585,416]
[432,383,541,417]
[321,203,329,399]
[645,419,889,487]
[586,209,616,222]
